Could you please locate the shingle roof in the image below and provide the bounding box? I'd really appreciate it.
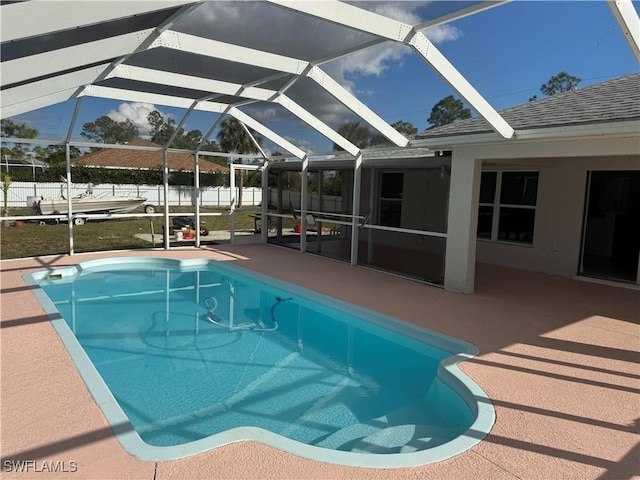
[417,73,640,139]
[319,146,434,162]
[72,139,229,173]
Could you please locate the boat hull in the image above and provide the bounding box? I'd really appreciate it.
[38,196,146,215]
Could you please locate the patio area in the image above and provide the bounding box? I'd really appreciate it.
[1,244,638,479]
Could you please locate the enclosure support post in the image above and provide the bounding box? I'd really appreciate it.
[194,152,201,248]
[261,160,269,244]
[162,149,170,250]
[277,170,283,242]
[316,168,323,253]
[350,152,363,266]
[300,155,309,253]
[65,142,74,255]
[367,167,375,264]
[64,98,84,256]
[230,161,236,245]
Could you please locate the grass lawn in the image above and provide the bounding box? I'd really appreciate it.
[0,206,265,260]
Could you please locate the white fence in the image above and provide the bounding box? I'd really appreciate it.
[5,182,262,208]
[269,189,343,212]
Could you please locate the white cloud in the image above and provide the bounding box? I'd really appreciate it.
[325,4,461,87]
[250,107,279,123]
[283,136,317,154]
[423,24,462,43]
[371,2,422,25]
[355,88,376,96]
[330,44,412,82]
[106,102,157,138]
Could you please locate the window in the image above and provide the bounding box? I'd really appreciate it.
[478,171,539,244]
[379,172,403,227]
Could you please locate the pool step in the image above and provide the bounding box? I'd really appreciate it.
[350,424,451,454]
[315,399,436,451]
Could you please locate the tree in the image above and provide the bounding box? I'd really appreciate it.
[44,145,82,166]
[148,110,191,147]
[147,110,170,143]
[216,118,262,208]
[333,121,372,151]
[540,72,581,97]
[1,119,38,158]
[322,172,344,196]
[1,119,38,139]
[391,120,417,136]
[1,172,11,218]
[147,110,221,152]
[427,95,471,128]
[81,116,138,145]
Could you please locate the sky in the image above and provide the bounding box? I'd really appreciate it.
[7,0,640,156]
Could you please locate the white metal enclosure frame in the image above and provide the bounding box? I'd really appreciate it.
[1,0,638,289]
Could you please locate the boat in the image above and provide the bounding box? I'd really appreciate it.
[35,184,150,223]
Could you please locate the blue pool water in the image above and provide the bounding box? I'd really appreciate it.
[26,257,494,467]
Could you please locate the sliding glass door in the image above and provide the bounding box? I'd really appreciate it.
[580,171,640,284]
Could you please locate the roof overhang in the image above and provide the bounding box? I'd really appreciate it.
[411,120,640,149]
[268,147,449,170]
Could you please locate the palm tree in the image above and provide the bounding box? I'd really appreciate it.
[333,121,371,151]
[216,118,263,208]
[1,172,11,220]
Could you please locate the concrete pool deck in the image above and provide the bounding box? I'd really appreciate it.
[1,245,638,479]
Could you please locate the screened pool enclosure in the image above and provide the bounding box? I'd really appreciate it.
[2,0,638,291]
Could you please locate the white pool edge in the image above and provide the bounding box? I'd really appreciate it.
[23,256,495,469]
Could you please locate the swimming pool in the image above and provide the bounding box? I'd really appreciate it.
[25,257,494,468]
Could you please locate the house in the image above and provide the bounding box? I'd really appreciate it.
[412,73,640,291]
[266,74,639,292]
[72,138,229,174]
[1,1,636,293]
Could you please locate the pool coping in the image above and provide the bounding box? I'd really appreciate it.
[23,256,495,469]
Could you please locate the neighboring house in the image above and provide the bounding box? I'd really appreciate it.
[267,74,639,292]
[72,138,229,174]
[412,73,640,292]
